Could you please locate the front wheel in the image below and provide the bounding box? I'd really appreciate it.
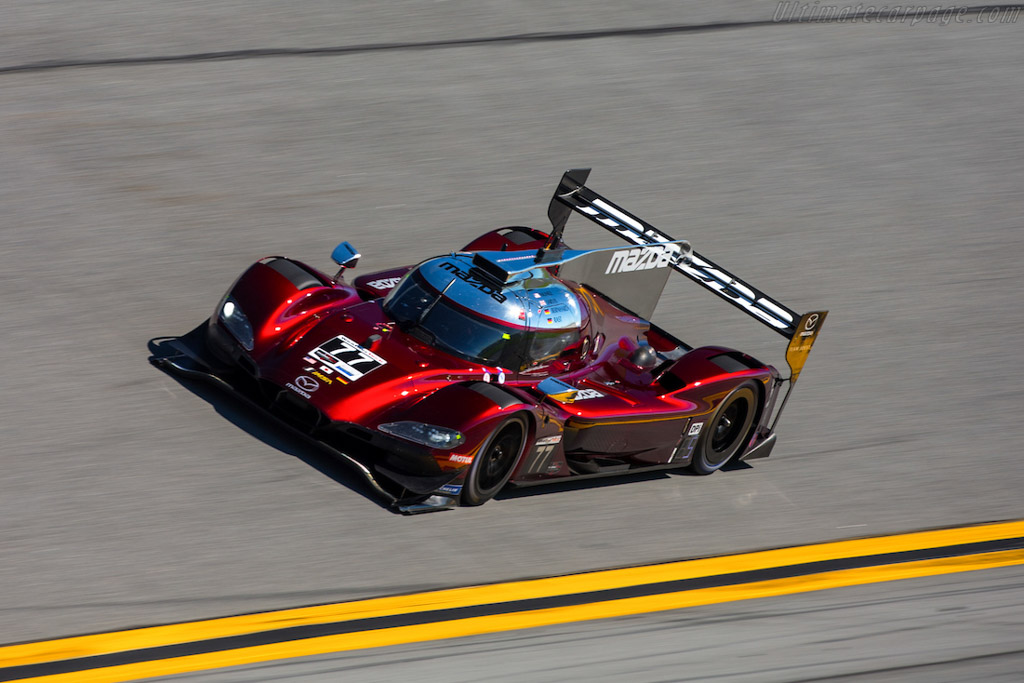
[461,415,528,506]
[689,382,759,475]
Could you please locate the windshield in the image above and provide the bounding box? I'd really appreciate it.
[384,273,528,369]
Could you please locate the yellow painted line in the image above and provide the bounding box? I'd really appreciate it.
[10,548,1024,683]
[2,519,1023,670]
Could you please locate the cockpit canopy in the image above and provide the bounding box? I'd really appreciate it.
[382,254,584,371]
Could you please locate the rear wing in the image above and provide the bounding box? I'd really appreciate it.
[547,169,827,390]
[470,241,689,321]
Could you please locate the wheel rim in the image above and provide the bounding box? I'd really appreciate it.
[709,397,749,460]
[477,423,523,491]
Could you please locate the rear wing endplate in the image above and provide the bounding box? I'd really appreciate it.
[548,168,827,392]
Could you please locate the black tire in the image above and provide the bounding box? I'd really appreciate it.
[689,382,759,475]
[461,415,528,506]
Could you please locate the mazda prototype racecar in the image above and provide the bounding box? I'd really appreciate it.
[154,169,826,513]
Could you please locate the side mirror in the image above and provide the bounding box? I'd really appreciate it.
[537,377,579,403]
[330,241,360,282]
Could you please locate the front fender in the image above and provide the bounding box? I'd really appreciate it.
[401,382,534,450]
[383,382,536,476]
[209,257,361,362]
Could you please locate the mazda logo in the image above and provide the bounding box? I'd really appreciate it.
[295,375,319,392]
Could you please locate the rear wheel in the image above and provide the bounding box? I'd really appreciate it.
[690,382,759,475]
[461,415,528,506]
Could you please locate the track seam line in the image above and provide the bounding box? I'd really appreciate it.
[2,5,1021,75]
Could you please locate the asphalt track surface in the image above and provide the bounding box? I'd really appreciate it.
[157,565,1024,683]
[3,522,1022,681]
[2,1,1023,679]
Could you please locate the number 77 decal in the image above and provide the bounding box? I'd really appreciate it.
[304,335,387,384]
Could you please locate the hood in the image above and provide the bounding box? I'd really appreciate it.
[256,301,482,425]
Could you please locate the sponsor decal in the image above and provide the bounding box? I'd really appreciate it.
[579,199,682,250]
[548,386,603,403]
[535,435,562,446]
[438,484,462,495]
[574,388,605,400]
[366,277,402,290]
[303,334,387,384]
[449,454,473,464]
[576,195,794,332]
[311,370,333,385]
[676,254,795,331]
[438,261,507,303]
[482,368,507,385]
[285,382,311,399]
[524,442,558,474]
[800,312,820,337]
[605,245,676,275]
[669,421,706,463]
[294,375,319,393]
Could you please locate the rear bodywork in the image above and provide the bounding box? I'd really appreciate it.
[154,170,826,513]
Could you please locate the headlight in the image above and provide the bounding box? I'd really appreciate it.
[218,297,254,351]
[378,421,465,450]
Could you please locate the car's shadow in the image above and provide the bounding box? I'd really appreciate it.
[148,335,392,512]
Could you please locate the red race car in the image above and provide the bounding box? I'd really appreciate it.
[154,169,826,513]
